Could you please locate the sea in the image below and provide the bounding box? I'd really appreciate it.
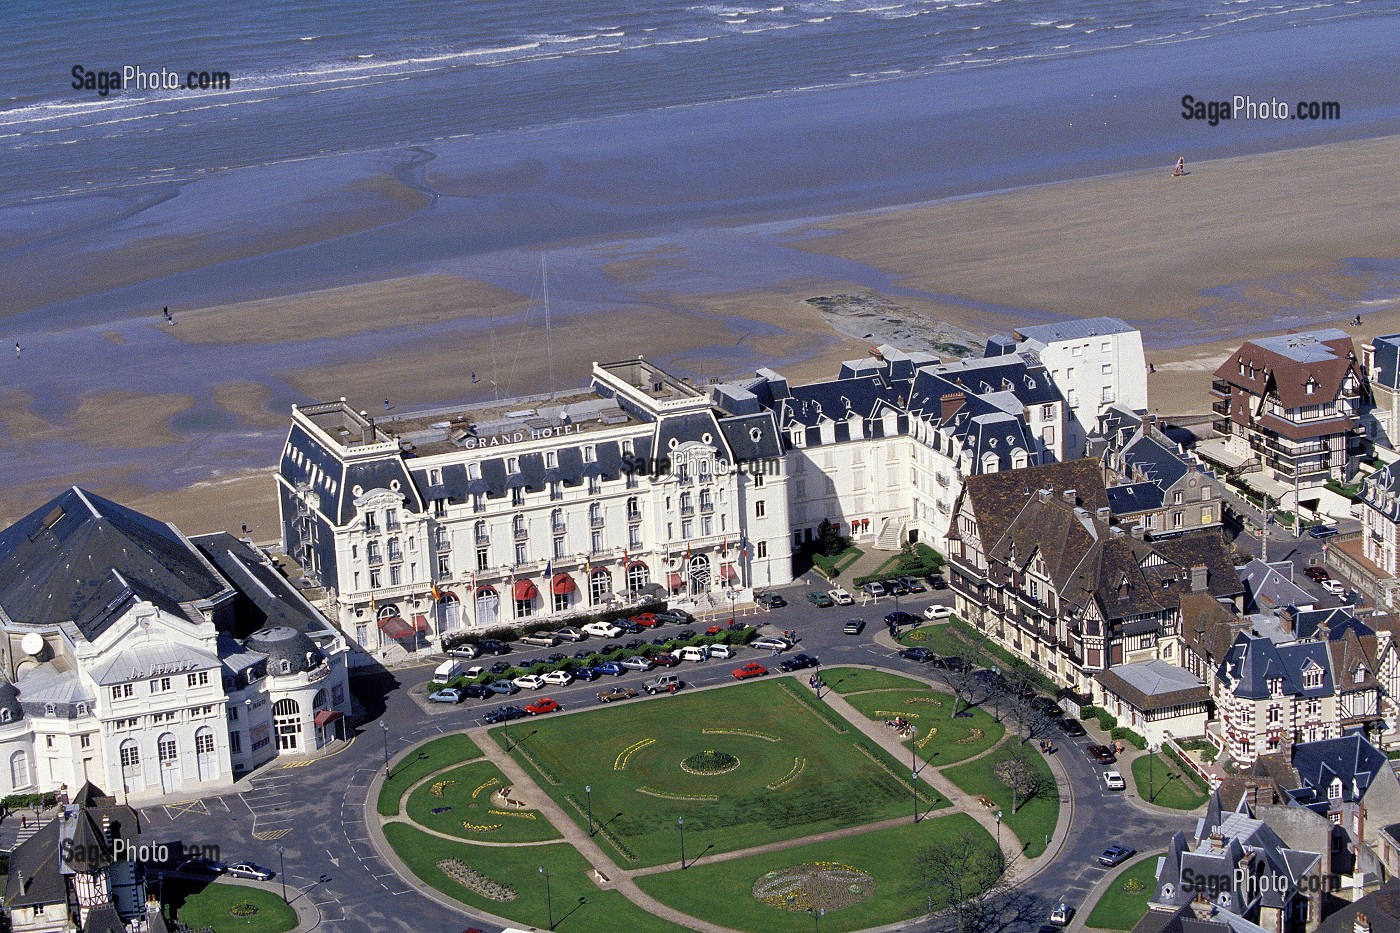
[1,0,1397,205]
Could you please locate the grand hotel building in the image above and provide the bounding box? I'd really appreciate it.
[279,333,1108,666]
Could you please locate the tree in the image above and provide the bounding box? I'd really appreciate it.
[994,751,1041,814]
[815,518,846,557]
[917,829,1014,933]
[942,645,983,718]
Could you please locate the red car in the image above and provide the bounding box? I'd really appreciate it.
[1304,566,1331,583]
[705,625,724,635]
[647,653,679,667]
[524,697,560,716]
[732,662,769,680]
[631,612,660,628]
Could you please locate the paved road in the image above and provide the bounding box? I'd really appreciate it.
[135,581,1197,932]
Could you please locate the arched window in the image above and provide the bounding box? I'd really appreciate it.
[438,591,461,631]
[699,489,712,512]
[194,726,217,781]
[688,554,711,596]
[9,749,29,788]
[626,497,640,521]
[512,514,527,537]
[626,562,650,593]
[313,689,328,710]
[158,733,178,763]
[119,739,140,770]
[377,604,399,620]
[589,568,612,605]
[680,492,693,514]
[474,520,488,544]
[273,698,301,751]
[551,508,565,533]
[475,586,499,627]
[387,537,401,561]
[366,540,381,562]
[273,698,300,717]
[589,503,603,526]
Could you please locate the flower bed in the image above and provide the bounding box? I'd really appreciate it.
[752,862,876,912]
[437,858,516,900]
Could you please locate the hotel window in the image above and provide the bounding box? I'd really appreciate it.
[353,571,361,589]
[385,508,399,530]
[1267,705,1281,724]
[150,677,172,694]
[476,547,489,572]
[1101,340,1111,352]
[356,623,368,646]
[1041,404,1054,420]
[1066,367,1076,380]
[677,463,690,483]
[629,527,642,549]
[111,684,133,700]
[702,516,713,536]
[388,537,402,561]
[545,451,557,469]
[753,472,764,488]
[515,597,533,619]
[230,732,242,754]
[188,671,209,688]
[512,487,525,506]
[1101,363,1112,375]
[363,510,378,531]
[352,543,359,560]
[682,519,693,539]
[390,564,403,586]
[757,541,768,558]
[554,591,570,613]
[1072,345,1083,357]
[472,494,485,513]
[549,481,562,500]
[513,514,527,537]
[514,544,527,565]
[591,530,603,553]
[507,457,520,474]
[437,556,451,578]
[1173,490,1183,504]
[1172,511,1184,528]
[588,477,601,495]
[1101,386,1114,403]
[698,460,710,482]
[666,522,674,540]
[584,445,596,463]
[468,462,481,480]
[755,500,766,518]
[553,536,566,560]
[433,498,447,518]
[429,468,442,485]
[622,439,634,457]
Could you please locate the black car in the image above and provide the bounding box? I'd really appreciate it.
[478,639,511,655]
[886,579,910,596]
[1087,743,1117,764]
[489,661,513,675]
[884,611,918,627]
[520,657,547,669]
[924,574,948,590]
[1030,697,1063,718]
[942,656,973,672]
[777,653,820,673]
[1058,718,1088,737]
[625,639,648,651]
[756,592,787,609]
[898,647,934,663]
[900,576,927,594]
[484,705,527,724]
[547,653,568,664]
[972,669,1009,690]
[615,620,643,634]
[571,666,601,682]
[675,628,697,641]
[651,635,673,647]
[463,683,493,699]
[573,649,596,661]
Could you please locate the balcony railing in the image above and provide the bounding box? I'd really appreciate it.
[387,548,403,563]
[513,528,529,542]
[1211,399,1230,416]
[367,553,383,566]
[699,501,713,514]
[1211,378,1231,397]
[590,515,606,529]
[1211,418,1231,436]
[551,522,568,535]
[435,539,451,553]
[680,506,695,516]
[474,533,490,545]
[626,510,642,522]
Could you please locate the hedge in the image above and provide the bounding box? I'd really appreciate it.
[1081,705,1118,732]
[1111,727,1147,750]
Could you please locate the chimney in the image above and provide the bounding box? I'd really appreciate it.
[1141,412,1151,433]
[1191,564,1209,592]
[359,411,374,445]
[1209,832,1225,848]
[1129,525,1145,540]
[1191,894,1214,922]
[1356,914,1371,933]
[1062,488,1077,504]
[1038,488,1053,503]
[940,392,965,421]
[1096,507,1111,521]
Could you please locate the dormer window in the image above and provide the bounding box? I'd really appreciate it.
[506,457,520,475]
[1268,677,1284,697]
[1329,777,1343,800]
[1304,666,1323,689]
[1353,665,1366,684]
[468,462,481,480]
[1305,378,1317,396]
[583,445,596,463]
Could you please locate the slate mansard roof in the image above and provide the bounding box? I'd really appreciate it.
[0,487,230,639]
[1286,733,1389,808]
[1219,633,1333,700]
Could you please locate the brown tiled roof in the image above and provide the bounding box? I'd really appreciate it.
[1180,592,1246,665]
[1213,332,1361,409]
[1255,412,1356,441]
[961,458,1108,544]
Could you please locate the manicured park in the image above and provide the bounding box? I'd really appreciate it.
[1131,752,1210,810]
[1084,854,1161,930]
[404,759,562,842]
[944,739,1058,857]
[164,881,297,933]
[496,678,946,866]
[378,732,482,816]
[826,667,1004,764]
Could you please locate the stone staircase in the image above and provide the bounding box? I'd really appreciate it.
[874,518,905,552]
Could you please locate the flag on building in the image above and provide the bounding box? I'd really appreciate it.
[431,582,442,602]
[544,560,553,580]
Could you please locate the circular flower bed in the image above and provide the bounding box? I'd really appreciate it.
[753,862,876,912]
[682,749,740,775]
[229,903,259,917]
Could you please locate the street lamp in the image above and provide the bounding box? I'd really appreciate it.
[586,785,594,837]
[808,907,826,932]
[912,768,920,824]
[380,722,390,776]
[995,810,1002,849]
[678,817,687,869]
[539,865,554,930]
[275,843,287,904]
[1148,744,1159,803]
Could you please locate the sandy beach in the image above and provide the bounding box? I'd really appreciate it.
[4,134,1399,535]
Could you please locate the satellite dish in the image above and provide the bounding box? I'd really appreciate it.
[21,632,44,657]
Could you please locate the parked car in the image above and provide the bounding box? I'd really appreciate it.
[656,609,693,625]
[478,639,511,655]
[621,655,655,672]
[1103,770,1126,790]
[777,653,819,673]
[756,592,787,609]
[1309,524,1339,539]
[598,643,623,656]
[1048,903,1074,926]
[886,578,909,596]
[751,636,792,652]
[1322,579,1346,596]
[598,686,639,703]
[541,670,574,687]
[828,587,854,605]
[570,666,601,682]
[862,581,887,598]
[460,665,485,679]
[524,697,560,716]
[1058,718,1087,737]
[582,621,623,638]
[732,662,769,680]
[553,626,587,642]
[843,618,866,635]
[673,645,709,663]
[645,673,684,694]
[898,647,934,663]
[447,644,481,660]
[925,574,948,590]
[923,604,953,621]
[647,653,680,667]
[631,612,660,628]
[512,674,547,690]
[484,705,527,724]
[519,657,548,670]
[177,856,227,875]
[807,591,835,608]
[487,680,519,695]
[573,649,597,661]
[675,628,698,641]
[1030,697,1063,718]
[708,643,737,659]
[900,576,927,593]
[624,639,648,651]
[884,611,918,627]
[1087,744,1117,764]
[428,687,465,704]
[1099,845,1136,867]
[615,620,643,635]
[226,861,275,881]
[593,661,626,676]
[546,653,568,664]
[489,660,513,675]
[520,632,559,648]
[463,683,493,699]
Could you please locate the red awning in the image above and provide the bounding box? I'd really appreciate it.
[552,573,577,596]
[313,710,344,727]
[412,614,430,633]
[376,615,414,639]
[720,564,738,582]
[514,579,539,601]
[667,572,683,591]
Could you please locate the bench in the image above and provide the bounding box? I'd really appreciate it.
[976,794,997,810]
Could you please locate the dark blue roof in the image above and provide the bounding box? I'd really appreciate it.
[1287,733,1388,807]
[1220,632,1332,699]
[1372,334,1400,391]
[1119,435,1190,489]
[1106,482,1165,515]
[1291,606,1372,641]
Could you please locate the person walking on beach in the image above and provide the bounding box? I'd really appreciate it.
[1173,156,1186,177]
[14,341,19,359]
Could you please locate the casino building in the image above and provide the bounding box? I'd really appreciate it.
[278,359,793,665]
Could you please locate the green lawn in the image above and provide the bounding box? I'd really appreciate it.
[943,739,1059,857]
[827,670,1003,765]
[384,823,695,933]
[377,733,483,816]
[813,545,864,577]
[826,667,932,695]
[1131,754,1209,811]
[165,881,297,933]
[636,813,993,933]
[403,760,562,842]
[1085,855,1161,930]
[495,679,947,866]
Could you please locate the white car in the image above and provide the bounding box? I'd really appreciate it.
[226,861,274,881]
[582,621,623,638]
[1103,770,1126,791]
[1321,579,1346,596]
[708,644,737,660]
[541,670,574,687]
[751,637,793,653]
[512,674,547,690]
[923,604,954,621]
[463,666,485,679]
[828,588,855,606]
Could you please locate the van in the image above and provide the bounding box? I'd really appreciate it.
[645,673,683,694]
[433,660,466,682]
[673,645,709,663]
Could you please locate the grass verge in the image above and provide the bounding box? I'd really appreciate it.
[943,739,1058,857]
[1085,855,1161,930]
[1131,753,1209,811]
[404,759,562,842]
[377,733,482,817]
[165,881,296,933]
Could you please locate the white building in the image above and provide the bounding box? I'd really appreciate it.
[997,317,1148,457]
[278,358,793,665]
[0,489,350,803]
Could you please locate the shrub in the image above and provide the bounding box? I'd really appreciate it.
[1081,705,1117,732]
[1110,727,1146,750]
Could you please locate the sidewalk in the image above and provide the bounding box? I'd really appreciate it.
[1079,720,1210,820]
